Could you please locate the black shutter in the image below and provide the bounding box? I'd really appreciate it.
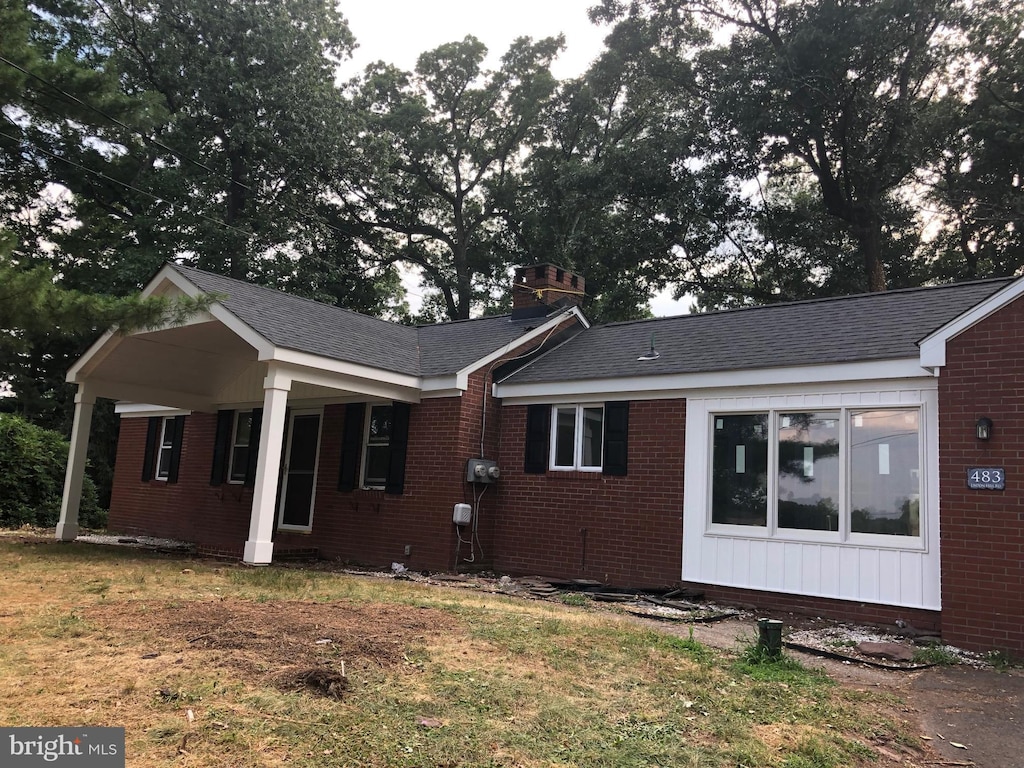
[602,401,629,477]
[385,401,411,495]
[141,416,160,481]
[338,402,365,491]
[524,404,550,474]
[243,408,263,487]
[167,415,186,484]
[210,410,234,485]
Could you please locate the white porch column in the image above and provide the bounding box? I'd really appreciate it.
[243,365,292,565]
[56,383,96,541]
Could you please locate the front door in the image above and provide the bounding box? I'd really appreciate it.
[277,409,322,531]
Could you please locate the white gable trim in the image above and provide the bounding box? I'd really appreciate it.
[67,265,275,384]
[451,307,587,391]
[919,276,1024,368]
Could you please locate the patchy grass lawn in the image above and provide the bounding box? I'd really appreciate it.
[0,534,924,767]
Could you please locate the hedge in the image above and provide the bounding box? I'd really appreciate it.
[0,413,105,529]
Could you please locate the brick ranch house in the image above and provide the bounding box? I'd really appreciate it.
[56,263,1024,654]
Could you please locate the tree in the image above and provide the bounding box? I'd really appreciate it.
[595,0,973,298]
[1,0,384,508]
[94,0,361,283]
[929,3,1024,280]
[342,36,562,321]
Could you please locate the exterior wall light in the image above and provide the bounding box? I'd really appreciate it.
[976,417,993,441]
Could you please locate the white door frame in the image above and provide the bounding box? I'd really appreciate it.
[276,407,323,532]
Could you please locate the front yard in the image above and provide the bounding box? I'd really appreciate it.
[0,533,926,766]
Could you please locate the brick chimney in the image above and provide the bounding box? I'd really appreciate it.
[511,263,586,319]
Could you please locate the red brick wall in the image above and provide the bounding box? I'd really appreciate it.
[109,400,480,570]
[274,397,482,570]
[493,399,686,587]
[939,296,1024,654]
[109,415,253,550]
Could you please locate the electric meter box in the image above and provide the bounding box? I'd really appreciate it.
[466,458,500,484]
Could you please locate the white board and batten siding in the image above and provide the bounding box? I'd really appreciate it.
[681,381,941,611]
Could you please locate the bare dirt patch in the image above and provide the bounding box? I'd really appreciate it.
[86,598,458,696]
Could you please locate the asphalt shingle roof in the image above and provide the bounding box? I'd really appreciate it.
[501,278,1014,385]
[172,264,558,378]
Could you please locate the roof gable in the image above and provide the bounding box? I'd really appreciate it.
[172,265,422,376]
[168,264,578,381]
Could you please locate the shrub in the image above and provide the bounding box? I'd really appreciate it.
[0,413,105,529]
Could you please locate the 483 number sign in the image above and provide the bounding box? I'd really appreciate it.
[967,467,1005,490]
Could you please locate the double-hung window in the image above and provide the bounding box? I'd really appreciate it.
[361,404,393,488]
[155,417,176,481]
[711,408,921,541]
[551,404,604,471]
[146,414,184,483]
[226,410,254,484]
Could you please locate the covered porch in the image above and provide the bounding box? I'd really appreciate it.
[57,269,419,564]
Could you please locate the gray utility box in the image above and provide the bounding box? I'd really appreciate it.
[466,458,500,484]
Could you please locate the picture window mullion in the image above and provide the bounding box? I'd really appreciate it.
[767,411,778,536]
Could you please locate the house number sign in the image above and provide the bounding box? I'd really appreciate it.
[967,467,1005,490]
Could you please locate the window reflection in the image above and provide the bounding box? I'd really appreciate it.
[777,412,840,531]
[850,410,920,536]
[711,414,768,526]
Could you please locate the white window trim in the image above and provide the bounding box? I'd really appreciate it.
[154,416,175,481]
[226,410,253,485]
[549,403,604,472]
[706,405,926,550]
[360,403,392,490]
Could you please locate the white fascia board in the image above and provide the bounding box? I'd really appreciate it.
[271,357,421,403]
[421,388,463,399]
[67,329,119,383]
[139,263,200,299]
[919,276,1024,368]
[495,358,929,404]
[420,375,461,398]
[114,403,193,418]
[452,307,587,391]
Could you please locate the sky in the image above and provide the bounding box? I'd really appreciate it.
[337,1,610,80]
[335,1,690,317]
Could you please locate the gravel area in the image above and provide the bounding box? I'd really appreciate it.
[76,533,195,551]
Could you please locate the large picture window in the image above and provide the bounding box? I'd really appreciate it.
[711,414,768,526]
[850,409,920,536]
[550,404,603,471]
[710,408,921,540]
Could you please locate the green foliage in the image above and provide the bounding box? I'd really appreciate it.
[590,0,1022,308]
[912,643,961,666]
[0,249,213,342]
[737,640,813,680]
[985,649,1023,670]
[0,413,104,528]
[346,35,563,320]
